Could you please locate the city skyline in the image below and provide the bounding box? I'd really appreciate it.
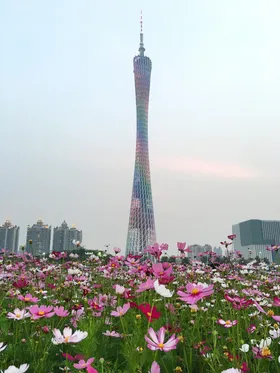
[126,16,156,255]
[1,1,280,254]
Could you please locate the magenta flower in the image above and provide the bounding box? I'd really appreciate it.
[74,358,98,373]
[217,319,238,328]
[145,327,179,352]
[29,305,55,319]
[177,283,214,304]
[54,306,69,317]
[149,361,160,373]
[273,297,280,306]
[18,294,39,303]
[110,303,130,317]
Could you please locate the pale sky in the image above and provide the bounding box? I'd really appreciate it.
[1,0,280,254]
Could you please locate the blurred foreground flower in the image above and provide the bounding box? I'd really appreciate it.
[1,364,29,373]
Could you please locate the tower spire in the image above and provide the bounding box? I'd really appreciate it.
[139,10,145,56]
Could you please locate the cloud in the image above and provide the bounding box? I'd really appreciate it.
[153,156,258,179]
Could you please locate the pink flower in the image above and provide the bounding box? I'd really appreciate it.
[114,247,121,254]
[217,319,238,328]
[29,305,55,319]
[145,326,179,352]
[152,263,173,280]
[103,330,122,338]
[177,242,186,252]
[110,303,130,317]
[18,294,39,303]
[177,283,214,304]
[149,361,160,373]
[54,306,69,317]
[71,308,84,328]
[7,308,31,320]
[136,279,155,293]
[52,327,88,344]
[74,358,98,373]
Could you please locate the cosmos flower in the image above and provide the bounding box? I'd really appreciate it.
[177,283,214,304]
[154,280,174,298]
[29,305,55,320]
[54,306,69,317]
[73,358,98,373]
[149,361,160,373]
[110,303,130,317]
[0,342,7,352]
[51,327,88,344]
[102,331,122,338]
[145,327,179,352]
[138,303,161,322]
[1,364,29,373]
[217,319,238,328]
[7,308,31,320]
[17,294,39,303]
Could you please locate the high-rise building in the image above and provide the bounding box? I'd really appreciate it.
[232,219,280,262]
[53,221,82,252]
[0,220,19,253]
[26,219,51,256]
[126,16,156,255]
[53,220,69,252]
[68,225,83,251]
[213,246,223,256]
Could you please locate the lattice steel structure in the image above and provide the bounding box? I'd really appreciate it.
[126,18,156,255]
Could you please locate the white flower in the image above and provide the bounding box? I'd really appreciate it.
[68,268,81,275]
[258,337,271,348]
[1,364,29,373]
[115,285,125,294]
[270,328,280,339]
[0,342,7,352]
[221,369,241,373]
[51,327,88,344]
[154,280,174,298]
[240,344,249,352]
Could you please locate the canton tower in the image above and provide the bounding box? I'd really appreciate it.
[126,15,156,255]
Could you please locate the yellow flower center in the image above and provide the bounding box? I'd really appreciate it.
[175,368,183,373]
[191,288,199,295]
[274,323,279,330]
[24,297,30,301]
[136,314,141,320]
[147,312,152,317]
[158,343,164,349]
[38,311,45,316]
[267,310,274,316]
[225,321,232,325]
[261,347,271,357]
[64,336,70,343]
[15,313,21,318]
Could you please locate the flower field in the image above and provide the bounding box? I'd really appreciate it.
[1,242,280,373]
